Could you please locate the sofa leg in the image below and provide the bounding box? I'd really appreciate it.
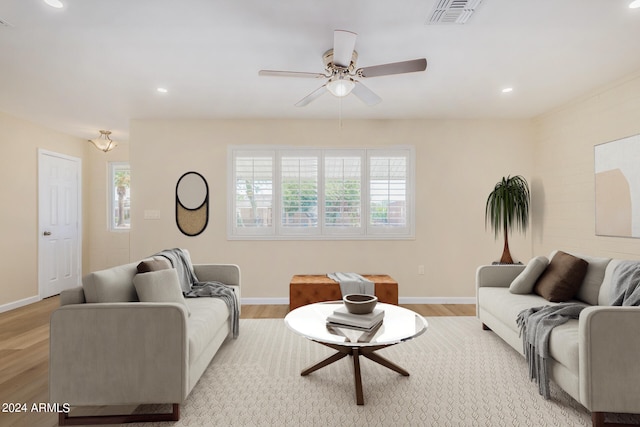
[482,323,491,331]
[58,403,179,425]
[592,412,605,427]
[591,411,639,427]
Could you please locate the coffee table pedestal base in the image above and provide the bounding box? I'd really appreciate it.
[301,342,409,405]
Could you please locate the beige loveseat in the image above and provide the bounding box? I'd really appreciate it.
[49,253,240,425]
[477,250,640,427]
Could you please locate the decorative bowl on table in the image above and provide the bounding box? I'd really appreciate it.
[343,294,378,314]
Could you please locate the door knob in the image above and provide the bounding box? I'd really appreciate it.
[43,231,52,236]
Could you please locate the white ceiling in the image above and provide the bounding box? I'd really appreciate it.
[1,0,640,142]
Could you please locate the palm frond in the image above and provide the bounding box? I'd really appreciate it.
[485,175,530,239]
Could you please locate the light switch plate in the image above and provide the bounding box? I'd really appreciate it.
[144,210,161,220]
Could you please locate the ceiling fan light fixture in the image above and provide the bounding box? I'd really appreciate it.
[44,0,64,8]
[326,76,355,97]
[89,130,117,152]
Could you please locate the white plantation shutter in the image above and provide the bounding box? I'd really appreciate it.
[324,153,362,233]
[228,146,413,239]
[280,154,319,234]
[232,151,274,235]
[368,150,412,235]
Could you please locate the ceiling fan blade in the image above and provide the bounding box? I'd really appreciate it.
[351,81,382,106]
[333,30,357,68]
[259,70,326,78]
[357,58,427,78]
[295,84,328,107]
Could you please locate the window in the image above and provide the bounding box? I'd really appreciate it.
[228,147,414,240]
[233,151,273,235]
[109,162,130,231]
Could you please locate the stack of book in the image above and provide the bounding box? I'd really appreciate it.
[326,306,385,331]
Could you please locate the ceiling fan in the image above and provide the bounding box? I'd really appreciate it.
[259,30,427,107]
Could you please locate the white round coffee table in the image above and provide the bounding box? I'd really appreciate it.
[284,301,428,405]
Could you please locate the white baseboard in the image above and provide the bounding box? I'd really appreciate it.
[240,296,476,306]
[399,296,476,305]
[241,297,289,305]
[2,296,476,311]
[0,295,41,314]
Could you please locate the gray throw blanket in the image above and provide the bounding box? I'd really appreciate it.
[516,303,587,399]
[610,260,640,306]
[156,248,239,339]
[327,272,375,297]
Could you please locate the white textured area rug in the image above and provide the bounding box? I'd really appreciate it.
[134,317,598,427]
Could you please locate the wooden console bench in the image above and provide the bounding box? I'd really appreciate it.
[289,274,398,311]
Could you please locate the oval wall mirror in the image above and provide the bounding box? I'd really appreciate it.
[176,171,209,236]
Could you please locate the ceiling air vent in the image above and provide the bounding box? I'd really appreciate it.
[427,0,483,25]
[0,18,13,27]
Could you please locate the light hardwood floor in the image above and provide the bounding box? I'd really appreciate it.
[0,296,474,427]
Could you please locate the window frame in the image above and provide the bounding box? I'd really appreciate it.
[227,146,415,240]
[108,162,131,232]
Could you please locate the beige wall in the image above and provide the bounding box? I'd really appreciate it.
[7,66,640,309]
[130,119,534,301]
[0,112,89,308]
[532,71,640,260]
[4,69,640,309]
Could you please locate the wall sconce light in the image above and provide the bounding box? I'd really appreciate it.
[89,130,117,152]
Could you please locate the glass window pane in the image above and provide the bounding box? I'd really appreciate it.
[370,157,407,227]
[281,156,318,228]
[325,156,361,227]
[235,156,273,228]
[110,163,130,231]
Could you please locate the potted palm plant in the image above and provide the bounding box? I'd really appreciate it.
[485,175,530,264]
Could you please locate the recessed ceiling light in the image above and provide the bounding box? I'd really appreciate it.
[156,87,168,93]
[44,0,64,8]
[630,0,640,9]
[501,87,513,93]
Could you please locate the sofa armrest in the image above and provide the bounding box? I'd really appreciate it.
[59,286,86,305]
[579,306,640,412]
[193,264,240,286]
[50,303,189,406]
[194,264,241,310]
[476,264,525,288]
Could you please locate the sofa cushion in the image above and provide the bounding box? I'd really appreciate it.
[599,259,626,305]
[136,258,172,273]
[569,254,611,305]
[133,269,190,315]
[534,251,588,302]
[510,256,549,294]
[83,262,139,303]
[548,319,580,375]
[479,287,560,333]
[186,298,230,365]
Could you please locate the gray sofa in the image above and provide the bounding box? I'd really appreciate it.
[476,250,640,427]
[49,253,240,425]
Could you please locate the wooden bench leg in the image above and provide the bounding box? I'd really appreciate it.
[59,403,179,425]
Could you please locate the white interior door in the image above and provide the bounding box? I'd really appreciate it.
[38,150,81,298]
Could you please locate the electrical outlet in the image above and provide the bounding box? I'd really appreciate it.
[418,265,425,275]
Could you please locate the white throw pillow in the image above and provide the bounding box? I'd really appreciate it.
[509,256,549,294]
[133,268,190,316]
